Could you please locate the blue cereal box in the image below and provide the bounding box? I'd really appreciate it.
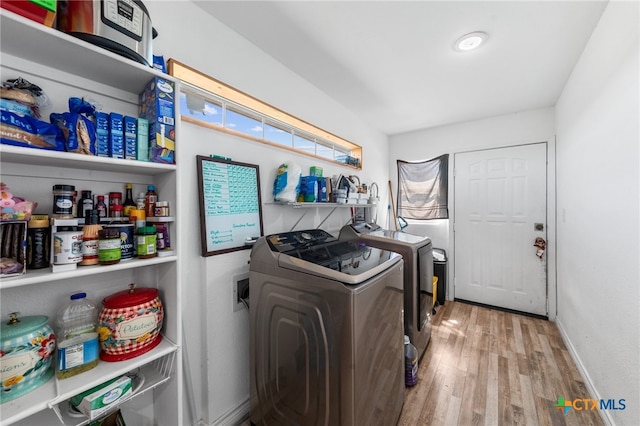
[123,116,137,160]
[139,77,175,164]
[139,77,175,126]
[109,113,124,159]
[95,112,109,157]
[136,117,149,161]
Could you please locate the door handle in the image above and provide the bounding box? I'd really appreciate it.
[533,237,546,259]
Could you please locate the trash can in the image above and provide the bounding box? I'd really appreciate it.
[433,248,447,306]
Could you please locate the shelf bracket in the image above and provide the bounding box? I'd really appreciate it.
[289,208,310,231]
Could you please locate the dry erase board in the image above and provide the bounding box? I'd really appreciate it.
[196,155,264,256]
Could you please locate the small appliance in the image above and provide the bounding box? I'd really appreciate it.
[56,0,157,67]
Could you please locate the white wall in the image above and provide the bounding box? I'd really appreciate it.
[389,107,556,303]
[555,1,639,424]
[145,2,390,424]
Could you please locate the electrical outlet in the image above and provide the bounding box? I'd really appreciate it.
[233,274,250,312]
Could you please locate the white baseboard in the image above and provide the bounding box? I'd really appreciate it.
[555,318,613,426]
[209,398,250,426]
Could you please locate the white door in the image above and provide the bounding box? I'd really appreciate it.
[454,143,547,315]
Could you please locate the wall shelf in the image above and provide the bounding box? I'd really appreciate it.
[267,201,373,231]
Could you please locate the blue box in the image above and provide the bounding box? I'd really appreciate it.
[139,77,175,126]
[123,116,137,160]
[109,112,124,159]
[317,177,328,202]
[95,112,110,157]
[136,117,149,161]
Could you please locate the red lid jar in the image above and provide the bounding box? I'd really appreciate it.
[98,283,163,362]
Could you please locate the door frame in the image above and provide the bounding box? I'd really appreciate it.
[448,139,557,320]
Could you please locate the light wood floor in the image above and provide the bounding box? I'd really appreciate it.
[242,301,604,426]
[398,301,604,426]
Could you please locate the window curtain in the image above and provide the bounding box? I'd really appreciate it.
[397,154,449,220]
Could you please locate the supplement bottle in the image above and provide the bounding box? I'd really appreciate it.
[56,292,100,379]
[404,335,418,387]
[79,210,102,266]
[145,185,158,218]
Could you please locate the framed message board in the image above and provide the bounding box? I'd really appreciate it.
[196,155,264,256]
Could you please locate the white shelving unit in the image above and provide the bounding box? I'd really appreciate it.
[267,201,374,231]
[0,10,182,426]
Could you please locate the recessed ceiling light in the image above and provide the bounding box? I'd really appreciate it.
[454,31,488,52]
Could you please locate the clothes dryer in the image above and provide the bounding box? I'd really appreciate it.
[249,229,404,426]
[339,223,433,360]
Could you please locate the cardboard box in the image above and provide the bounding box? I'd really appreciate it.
[109,113,124,159]
[148,122,175,164]
[123,116,137,160]
[139,77,175,127]
[69,375,132,420]
[136,117,149,161]
[1,0,56,27]
[95,112,110,157]
[0,221,27,277]
[139,77,175,164]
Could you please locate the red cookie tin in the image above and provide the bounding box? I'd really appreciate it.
[98,284,163,362]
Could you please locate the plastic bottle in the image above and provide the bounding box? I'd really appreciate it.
[56,292,100,379]
[123,183,136,217]
[79,210,102,266]
[404,335,418,387]
[145,185,158,217]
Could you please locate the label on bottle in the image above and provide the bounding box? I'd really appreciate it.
[57,334,99,371]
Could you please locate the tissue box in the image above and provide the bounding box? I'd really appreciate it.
[69,375,132,420]
[0,221,26,277]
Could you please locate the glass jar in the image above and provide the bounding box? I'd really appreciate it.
[52,184,75,219]
[136,226,157,259]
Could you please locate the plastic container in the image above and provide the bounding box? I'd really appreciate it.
[56,292,100,379]
[404,335,418,387]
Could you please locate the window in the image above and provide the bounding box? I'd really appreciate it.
[168,59,362,169]
[397,154,449,220]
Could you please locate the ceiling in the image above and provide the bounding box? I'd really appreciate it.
[194,1,608,136]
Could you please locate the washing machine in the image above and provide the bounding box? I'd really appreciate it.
[249,229,405,426]
[339,222,433,360]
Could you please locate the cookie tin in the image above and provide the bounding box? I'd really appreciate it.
[98,284,163,362]
[0,313,55,403]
